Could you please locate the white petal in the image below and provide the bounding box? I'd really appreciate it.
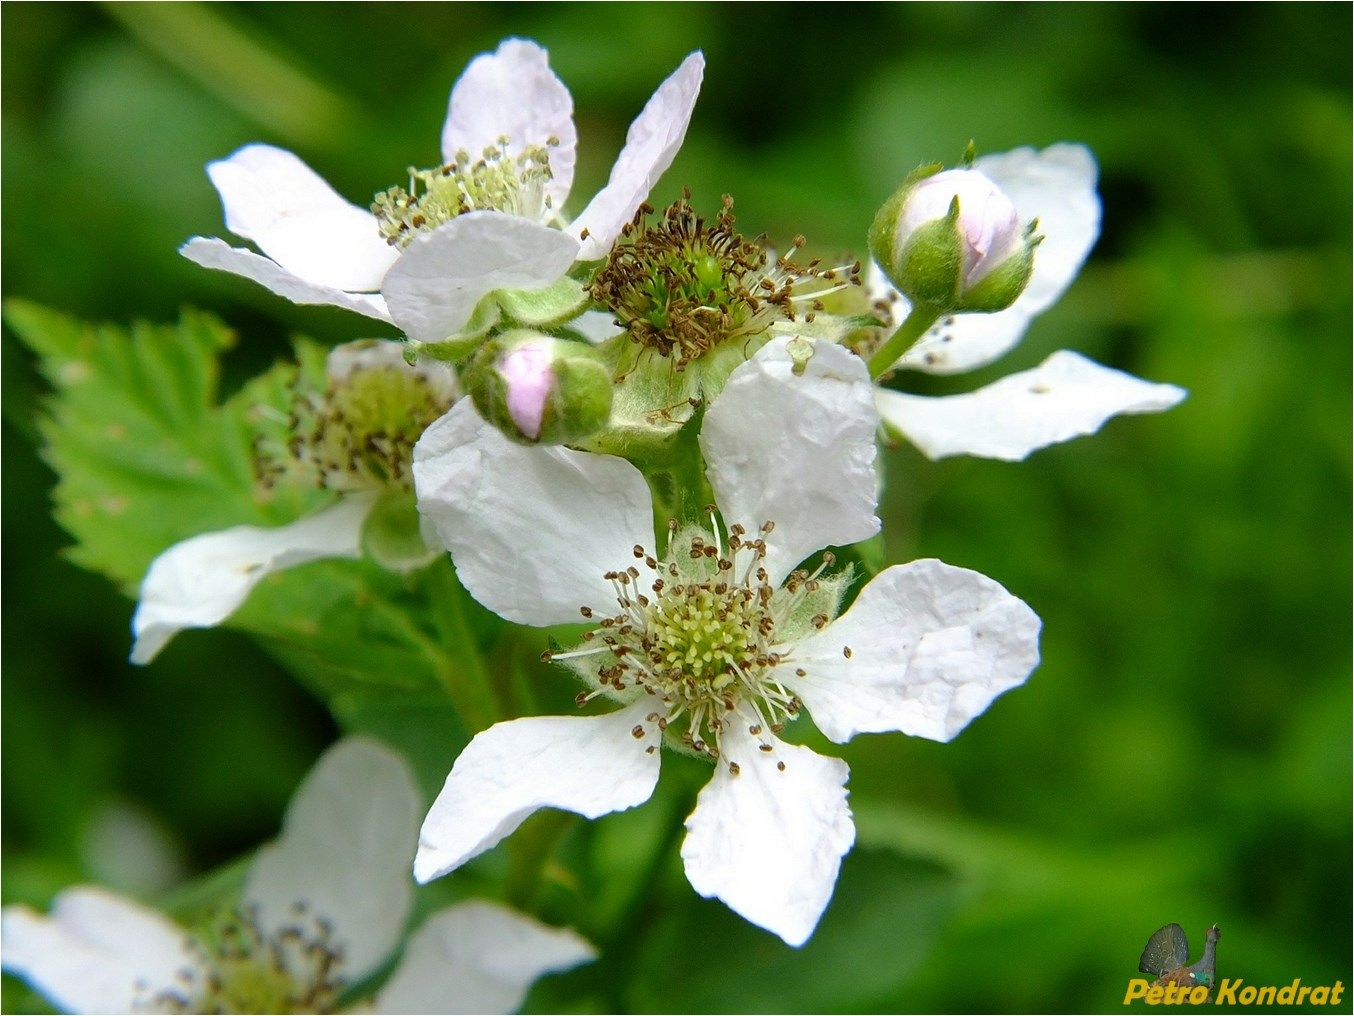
[2,888,198,1014]
[412,400,654,626]
[786,559,1041,743]
[978,144,1100,316]
[680,724,854,947]
[244,738,420,983]
[876,350,1187,462]
[130,494,375,665]
[568,308,624,344]
[701,336,880,586]
[381,213,580,342]
[181,237,393,323]
[206,144,398,291]
[897,144,1101,376]
[371,901,595,1015]
[441,38,577,211]
[570,52,704,261]
[415,700,662,883]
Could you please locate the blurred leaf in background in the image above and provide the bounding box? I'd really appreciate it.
[3,3,1349,1013]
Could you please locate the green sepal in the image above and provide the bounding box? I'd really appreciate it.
[777,565,855,643]
[959,231,1040,312]
[494,276,590,328]
[868,160,944,291]
[579,334,704,460]
[408,298,502,364]
[895,197,967,308]
[360,488,437,573]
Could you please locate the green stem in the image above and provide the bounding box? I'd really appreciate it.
[426,561,501,731]
[867,304,944,380]
[504,811,579,911]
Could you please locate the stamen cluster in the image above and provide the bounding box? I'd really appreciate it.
[548,517,839,763]
[589,194,861,369]
[149,902,344,1015]
[372,137,558,247]
[255,365,454,493]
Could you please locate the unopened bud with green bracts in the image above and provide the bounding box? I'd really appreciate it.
[869,160,1042,315]
[464,331,613,445]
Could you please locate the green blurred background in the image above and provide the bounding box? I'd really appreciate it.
[3,3,1349,1012]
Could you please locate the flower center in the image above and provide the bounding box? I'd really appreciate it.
[256,358,455,494]
[372,138,559,247]
[548,517,840,760]
[589,194,860,370]
[147,904,344,1014]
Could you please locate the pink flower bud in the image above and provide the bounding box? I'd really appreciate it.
[499,341,556,440]
[897,169,1021,287]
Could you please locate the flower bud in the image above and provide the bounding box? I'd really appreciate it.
[869,165,1040,313]
[465,331,613,445]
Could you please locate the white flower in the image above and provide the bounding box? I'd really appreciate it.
[182,38,705,343]
[411,336,1041,946]
[130,340,452,665]
[870,144,1186,461]
[1,738,595,1015]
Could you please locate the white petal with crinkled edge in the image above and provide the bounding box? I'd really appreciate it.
[181,237,394,323]
[570,52,704,261]
[382,212,580,342]
[412,399,654,626]
[680,723,853,947]
[206,144,398,291]
[415,700,662,883]
[702,337,880,587]
[785,559,1041,744]
[371,900,595,1014]
[2,887,200,1014]
[244,738,420,983]
[130,493,376,665]
[894,144,1100,376]
[441,38,577,212]
[876,350,1187,462]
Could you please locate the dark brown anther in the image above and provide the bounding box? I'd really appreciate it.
[632,725,646,740]
[842,646,853,659]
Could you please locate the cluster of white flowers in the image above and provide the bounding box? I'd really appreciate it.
[5,35,1185,1013]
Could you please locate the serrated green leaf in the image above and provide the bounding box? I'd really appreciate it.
[5,302,498,719]
[4,300,309,594]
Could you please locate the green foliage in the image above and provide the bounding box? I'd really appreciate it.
[4,302,288,593]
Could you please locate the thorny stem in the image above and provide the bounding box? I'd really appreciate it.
[867,304,943,380]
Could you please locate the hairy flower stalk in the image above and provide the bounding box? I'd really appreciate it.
[590,194,860,370]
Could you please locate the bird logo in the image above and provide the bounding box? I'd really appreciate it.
[1138,923,1221,998]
